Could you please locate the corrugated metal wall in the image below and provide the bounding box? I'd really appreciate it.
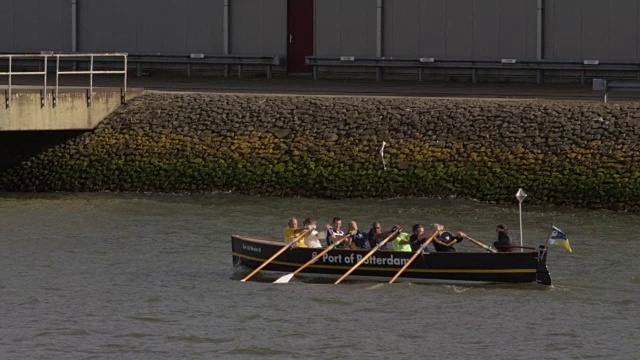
[79,0,225,54]
[0,0,284,55]
[79,0,286,55]
[545,0,640,61]
[0,0,71,52]
[379,0,537,59]
[230,0,286,55]
[1,0,640,61]
[315,0,377,57]
[313,0,538,59]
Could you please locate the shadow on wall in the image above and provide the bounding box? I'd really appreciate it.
[0,131,84,174]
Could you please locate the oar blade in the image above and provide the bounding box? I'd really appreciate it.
[273,273,295,284]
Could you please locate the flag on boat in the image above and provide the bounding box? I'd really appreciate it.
[548,226,572,253]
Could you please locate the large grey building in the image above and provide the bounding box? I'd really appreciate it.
[1,0,639,76]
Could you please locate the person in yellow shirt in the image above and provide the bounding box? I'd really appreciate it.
[284,218,307,248]
[391,231,412,252]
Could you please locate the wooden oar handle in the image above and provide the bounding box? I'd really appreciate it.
[334,229,400,285]
[464,235,497,253]
[291,233,352,276]
[292,228,311,243]
[373,229,400,250]
[330,232,353,246]
[388,230,437,284]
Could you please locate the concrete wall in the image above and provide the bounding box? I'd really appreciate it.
[0,89,141,131]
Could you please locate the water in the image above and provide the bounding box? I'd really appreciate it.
[1,193,638,359]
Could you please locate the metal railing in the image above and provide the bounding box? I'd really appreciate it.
[127,53,279,78]
[306,56,640,84]
[593,78,640,103]
[0,53,127,109]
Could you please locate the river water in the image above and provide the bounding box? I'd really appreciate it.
[1,193,638,359]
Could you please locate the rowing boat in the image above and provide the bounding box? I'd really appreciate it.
[231,235,552,285]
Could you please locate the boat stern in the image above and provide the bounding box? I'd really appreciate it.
[535,245,552,285]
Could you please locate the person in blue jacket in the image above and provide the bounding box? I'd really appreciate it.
[430,223,466,252]
[345,220,369,250]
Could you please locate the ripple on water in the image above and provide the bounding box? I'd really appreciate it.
[166,335,234,344]
[309,296,352,306]
[127,316,175,323]
[222,346,294,357]
[613,298,636,306]
[114,332,150,339]
[236,313,262,322]
[546,332,580,339]
[41,287,64,291]
[35,328,91,337]
[18,297,40,306]
[365,283,385,290]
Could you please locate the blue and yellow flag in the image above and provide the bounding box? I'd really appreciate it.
[548,226,572,253]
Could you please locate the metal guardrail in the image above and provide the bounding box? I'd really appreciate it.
[592,78,640,103]
[0,53,127,109]
[306,56,640,84]
[127,53,280,78]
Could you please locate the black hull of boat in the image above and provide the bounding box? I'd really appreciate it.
[231,235,552,285]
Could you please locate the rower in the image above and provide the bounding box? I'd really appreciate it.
[409,223,427,252]
[430,223,466,252]
[391,231,412,252]
[346,220,370,250]
[494,224,517,252]
[284,217,306,248]
[301,218,325,248]
[325,217,345,247]
[368,221,401,250]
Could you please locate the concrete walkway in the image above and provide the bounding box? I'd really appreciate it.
[5,73,637,102]
[126,75,610,101]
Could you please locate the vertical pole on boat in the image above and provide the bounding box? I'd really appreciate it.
[515,188,527,252]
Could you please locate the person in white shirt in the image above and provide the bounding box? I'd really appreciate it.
[301,218,329,248]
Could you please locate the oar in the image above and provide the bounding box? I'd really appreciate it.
[464,235,497,253]
[273,233,353,284]
[334,229,400,285]
[388,230,437,284]
[241,229,310,282]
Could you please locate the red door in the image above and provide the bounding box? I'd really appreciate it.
[287,0,314,73]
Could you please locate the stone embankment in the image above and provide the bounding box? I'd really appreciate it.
[2,92,640,210]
